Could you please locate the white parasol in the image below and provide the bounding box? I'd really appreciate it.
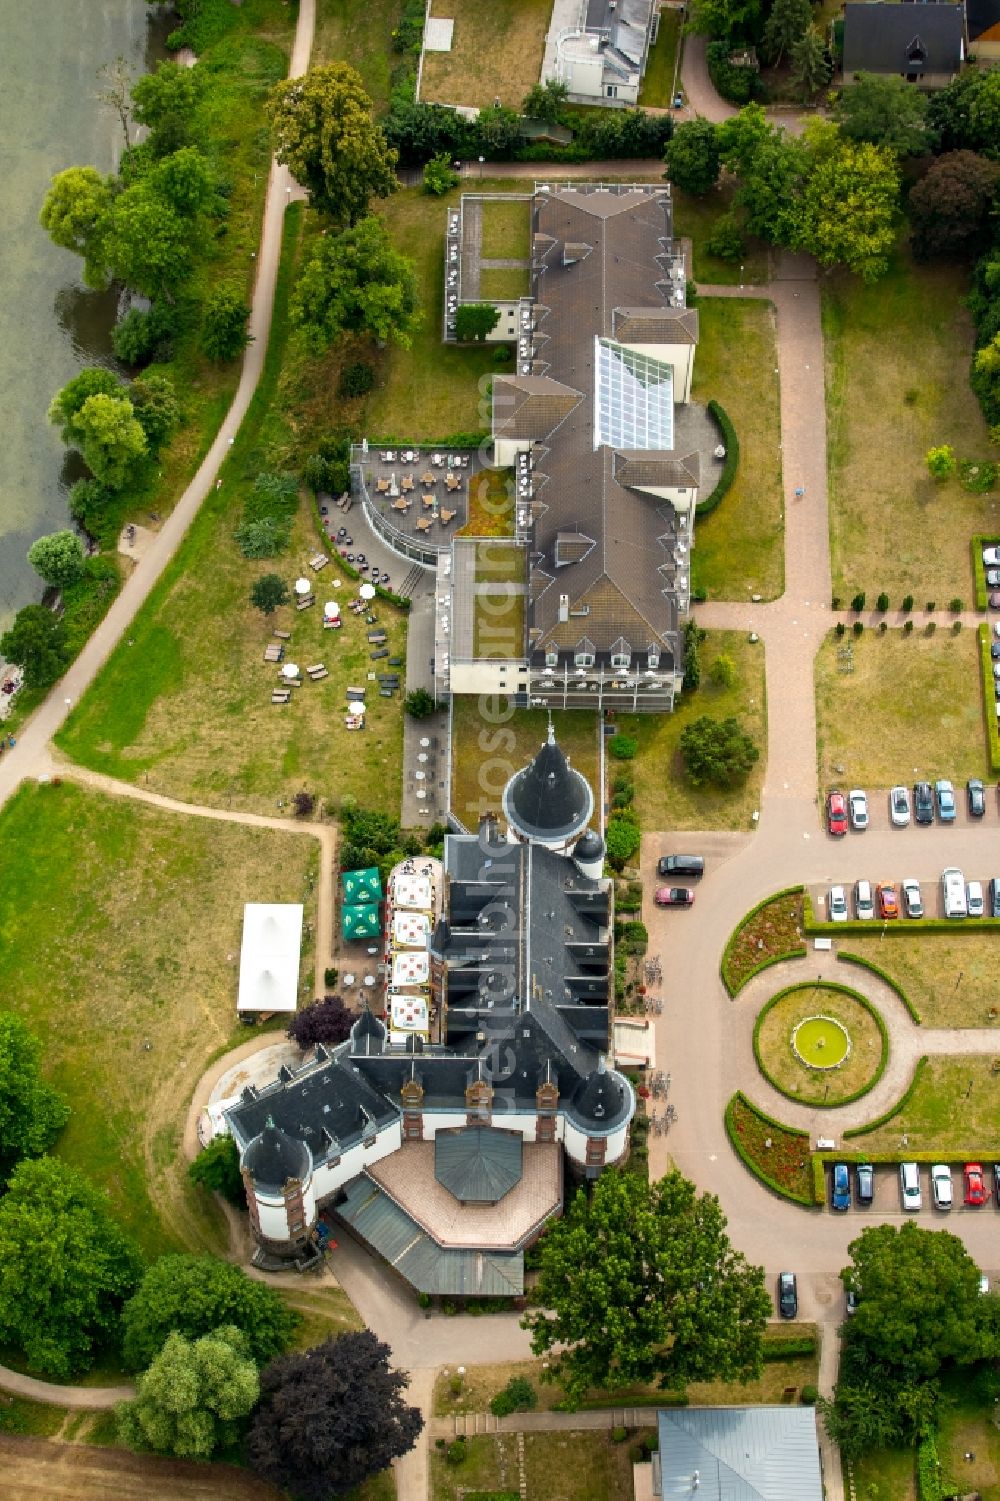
[359,582,376,601]
[282,663,300,679]
[324,601,340,618]
[294,577,311,595]
[348,701,366,715]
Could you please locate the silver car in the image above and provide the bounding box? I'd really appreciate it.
[902,879,924,918]
[931,1164,953,1210]
[900,1161,922,1211]
[889,785,911,827]
[854,879,875,920]
[828,885,848,922]
[849,789,869,830]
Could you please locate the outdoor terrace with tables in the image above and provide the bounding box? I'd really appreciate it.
[351,446,479,567]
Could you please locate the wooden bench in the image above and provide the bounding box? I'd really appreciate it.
[263,643,284,663]
[273,629,291,640]
[367,631,387,645]
[295,594,316,611]
[308,668,329,681]
[308,554,328,571]
[271,690,291,704]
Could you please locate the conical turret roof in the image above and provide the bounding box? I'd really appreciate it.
[244,1119,311,1193]
[502,721,593,845]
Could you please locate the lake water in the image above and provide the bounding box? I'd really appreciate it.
[0,0,167,633]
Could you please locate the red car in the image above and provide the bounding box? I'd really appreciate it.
[876,883,899,919]
[655,886,694,907]
[964,1163,987,1206]
[827,791,848,837]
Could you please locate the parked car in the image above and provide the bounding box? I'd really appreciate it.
[988,570,1000,588]
[980,1274,990,1295]
[993,641,1000,659]
[964,1163,987,1206]
[826,791,848,836]
[995,1165,1000,1207]
[990,877,1000,918]
[984,546,1000,567]
[990,592,1000,609]
[657,854,704,878]
[914,782,935,824]
[846,1287,860,1315]
[655,886,694,907]
[968,778,986,817]
[855,1163,874,1205]
[889,785,911,827]
[848,789,869,830]
[902,879,924,919]
[900,1161,922,1211]
[967,880,984,918]
[831,1162,851,1212]
[828,885,848,922]
[931,1163,953,1211]
[876,883,899,919]
[942,867,968,918]
[778,1271,798,1318]
[935,779,957,821]
[854,879,875,920]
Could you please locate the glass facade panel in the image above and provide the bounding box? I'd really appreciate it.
[595,338,674,452]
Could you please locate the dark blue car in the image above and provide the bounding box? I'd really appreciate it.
[831,1162,851,1212]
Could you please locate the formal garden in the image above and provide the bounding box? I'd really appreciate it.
[753,982,888,1107]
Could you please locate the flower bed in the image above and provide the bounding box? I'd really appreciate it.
[724,1092,815,1205]
[721,888,806,995]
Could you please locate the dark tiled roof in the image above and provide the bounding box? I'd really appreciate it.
[616,452,701,490]
[565,1062,633,1135]
[226,1056,398,1164]
[244,1122,311,1192]
[843,3,964,74]
[966,0,1000,40]
[434,1126,524,1202]
[613,306,699,345]
[492,375,581,442]
[502,730,594,843]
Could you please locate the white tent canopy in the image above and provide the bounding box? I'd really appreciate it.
[237,903,304,1013]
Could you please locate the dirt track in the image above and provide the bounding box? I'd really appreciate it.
[0,1436,282,1500]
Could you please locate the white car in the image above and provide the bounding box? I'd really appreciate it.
[931,1163,953,1210]
[980,1274,990,1295]
[854,879,875,920]
[967,880,984,918]
[984,546,1000,567]
[900,1161,922,1211]
[828,885,848,922]
[902,879,924,918]
[848,789,869,830]
[942,867,968,918]
[889,785,911,827]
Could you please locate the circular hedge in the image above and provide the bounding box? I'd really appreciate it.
[753,982,888,1108]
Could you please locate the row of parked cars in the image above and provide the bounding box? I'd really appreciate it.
[827,870,1000,921]
[830,1160,996,1213]
[826,779,988,835]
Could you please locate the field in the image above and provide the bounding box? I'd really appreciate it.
[450,701,599,828]
[313,0,400,101]
[672,183,771,287]
[848,1056,1000,1154]
[639,8,682,107]
[420,0,552,109]
[841,933,1000,1029]
[824,250,994,603]
[0,781,317,1259]
[615,632,767,831]
[690,298,784,601]
[814,627,988,790]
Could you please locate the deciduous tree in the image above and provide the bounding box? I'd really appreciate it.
[39,167,113,288]
[522,79,569,123]
[151,147,214,218]
[49,368,123,444]
[267,63,398,225]
[833,73,936,157]
[664,119,721,196]
[454,303,500,342]
[909,151,1000,261]
[0,605,70,689]
[0,1012,69,1179]
[245,1332,423,1500]
[250,573,290,615]
[927,68,1000,155]
[188,1134,245,1205]
[73,393,149,489]
[130,373,181,453]
[26,531,86,590]
[287,996,354,1051]
[795,123,898,281]
[292,217,419,352]
[106,180,194,297]
[422,153,459,196]
[925,444,957,481]
[201,285,252,361]
[121,1254,298,1372]
[680,715,759,787]
[131,60,205,156]
[0,1157,143,1379]
[523,1170,770,1402]
[117,1326,259,1458]
[404,687,436,719]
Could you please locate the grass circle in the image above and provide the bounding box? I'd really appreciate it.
[754,982,888,1108]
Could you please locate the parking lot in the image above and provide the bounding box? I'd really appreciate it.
[821,1160,999,1219]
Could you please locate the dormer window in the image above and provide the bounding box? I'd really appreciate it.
[647,647,660,671]
[545,646,559,667]
[609,636,631,671]
[574,649,595,668]
[610,650,630,669]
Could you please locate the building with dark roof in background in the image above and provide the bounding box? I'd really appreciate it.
[225,728,633,1291]
[842,2,966,85]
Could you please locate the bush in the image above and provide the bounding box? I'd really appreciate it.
[682,617,702,691]
[903,619,914,633]
[324,967,338,987]
[853,621,864,636]
[706,40,764,105]
[611,1424,629,1442]
[405,688,436,719]
[338,362,376,399]
[926,620,937,635]
[445,1439,467,1465]
[875,592,889,611]
[902,594,914,612]
[608,733,637,760]
[705,212,745,263]
[926,600,936,611]
[605,812,641,869]
[949,597,963,613]
[112,300,176,365]
[696,400,739,517]
[293,790,315,817]
[188,1135,244,1205]
[489,1376,537,1417]
[878,620,887,633]
[851,591,866,611]
[835,621,846,637]
[800,1384,818,1405]
[925,443,957,481]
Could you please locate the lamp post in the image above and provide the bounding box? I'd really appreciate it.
[478,155,484,179]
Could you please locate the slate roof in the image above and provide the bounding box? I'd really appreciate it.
[435,1126,524,1202]
[655,1408,823,1501]
[501,728,594,843]
[226,1052,399,1166]
[967,0,1000,41]
[843,3,965,75]
[244,1122,311,1193]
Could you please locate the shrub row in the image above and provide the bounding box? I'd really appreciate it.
[917,1431,945,1501]
[720,885,806,996]
[761,1334,818,1360]
[309,496,411,611]
[803,889,1000,935]
[836,951,922,1024]
[696,401,740,519]
[843,1055,929,1139]
[724,1092,815,1207]
[971,535,997,612]
[751,982,889,1110]
[978,623,1000,772]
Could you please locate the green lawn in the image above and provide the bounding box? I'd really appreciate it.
[672,183,771,287]
[815,627,988,791]
[479,266,530,301]
[938,1372,1000,1500]
[313,0,401,102]
[450,701,599,828]
[849,1056,1000,1155]
[639,8,682,107]
[755,984,886,1106]
[617,631,767,831]
[481,197,532,261]
[824,248,994,603]
[690,298,784,601]
[420,0,552,108]
[0,782,317,1258]
[851,1445,916,1501]
[840,933,1000,1030]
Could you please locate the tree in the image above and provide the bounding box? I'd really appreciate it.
[682,619,702,692]
[121,1254,298,1373]
[106,181,194,297]
[788,25,831,102]
[0,1013,69,1180]
[709,652,737,689]
[293,218,419,352]
[523,1170,770,1403]
[705,212,745,262]
[151,147,214,219]
[761,0,811,65]
[188,1135,245,1205]
[27,530,86,590]
[48,367,123,444]
[842,1222,986,1379]
[39,166,113,288]
[926,444,957,481]
[454,303,500,342]
[287,996,354,1051]
[97,55,133,149]
[235,518,291,559]
[927,68,1000,156]
[795,123,898,282]
[0,1156,142,1378]
[974,333,1000,425]
[200,286,252,361]
[680,715,759,788]
[73,393,148,489]
[908,151,1000,261]
[131,60,205,156]
[245,1332,423,1500]
[686,0,765,43]
[112,300,177,366]
[474,105,522,156]
[522,79,569,124]
[819,1356,941,1461]
[0,605,70,690]
[250,574,290,615]
[130,373,181,453]
[720,108,807,245]
[422,153,459,196]
[833,73,936,157]
[404,687,436,718]
[664,120,721,196]
[267,63,398,225]
[117,1326,259,1459]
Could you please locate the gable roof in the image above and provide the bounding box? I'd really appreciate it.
[843,3,965,75]
[655,1408,823,1501]
[492,375,582,442]
[966,0,1000,39]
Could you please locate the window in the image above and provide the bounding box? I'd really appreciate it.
[574,650,595,668]
[545,646,559,667]
[610,651,630,670]
[606,84,618,98]
[595,338,674,451]
[647,647,660,671]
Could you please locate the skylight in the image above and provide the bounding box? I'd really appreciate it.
[594,337,673,452]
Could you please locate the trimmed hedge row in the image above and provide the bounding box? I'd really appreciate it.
[979,622,1000,772]
[972,535,996,612]
[751,981,889,1110]
[724,1092,815,1207]
[762,1335,817,1361]
[803,889,1000,934]
[837,950,922,1024]
[843,1055,929,1138]
[310,495,412,611]
[696,400,740,519]
[720,885,806,996]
